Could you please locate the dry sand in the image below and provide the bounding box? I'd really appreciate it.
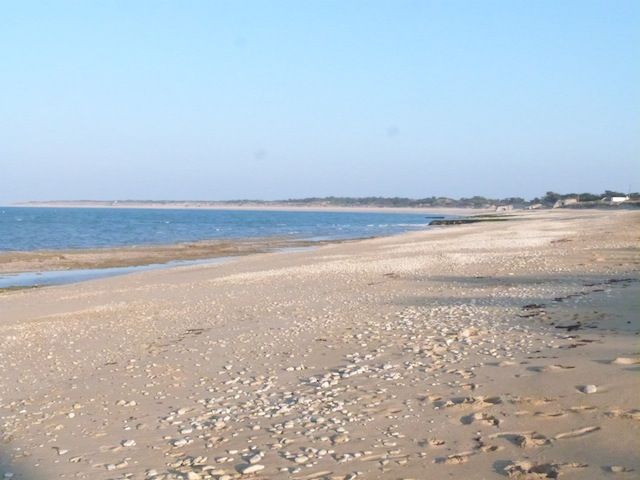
[0,209,638,480]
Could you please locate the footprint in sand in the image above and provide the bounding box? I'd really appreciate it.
[606,408,640,421]
[421,438,446,447]
[434,395,502,410]
[434,451,475,464]
[461,411,502,427]
[509,396,556,406]
[490,431,550,448]
[528,364,575,373]
[504,460,587,479]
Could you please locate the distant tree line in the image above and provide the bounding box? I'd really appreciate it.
[533,190,635,205]
[32,191,639,209]
[270,191,639,208]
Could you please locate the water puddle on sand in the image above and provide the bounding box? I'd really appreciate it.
[0,245,318,289]
[0,257,230,289]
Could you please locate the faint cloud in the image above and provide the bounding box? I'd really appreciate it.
[253,148,267,160]
[386,126,399,137]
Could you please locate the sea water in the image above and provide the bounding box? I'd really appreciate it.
[0,206,444,251]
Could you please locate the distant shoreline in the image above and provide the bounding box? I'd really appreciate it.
[8,201,494,216]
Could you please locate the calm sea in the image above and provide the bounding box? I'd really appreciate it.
[0,206,445,252]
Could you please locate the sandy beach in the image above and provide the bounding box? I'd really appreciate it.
[0,209,638,480]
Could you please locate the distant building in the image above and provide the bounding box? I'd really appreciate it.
[527,203,543,210]
[553,198,578,208]
[599,195,629,204]
[609,196,629,204]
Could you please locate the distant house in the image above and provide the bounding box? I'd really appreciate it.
[527,203,543,210]
[553,198,578,208]
[607,196,629,204]
[495,205,513,212]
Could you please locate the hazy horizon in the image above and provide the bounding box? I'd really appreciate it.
[6,186,638,205]
[2,1,639,203]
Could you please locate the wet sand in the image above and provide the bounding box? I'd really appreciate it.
[0,209,638,479]
[0,238,327,274]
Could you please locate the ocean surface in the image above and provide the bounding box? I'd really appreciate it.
[0,207,450,288]
[0,206,447,252]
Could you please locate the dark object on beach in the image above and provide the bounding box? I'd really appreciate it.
[429,219,481,225]
[556,323,582,332]
[184,328,205,336]
[550,238,573,244]
[522,303,545,310]
[424,215,445,219]
[429,217,511,225]
[606,278,635,284]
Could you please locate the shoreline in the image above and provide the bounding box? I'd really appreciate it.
[0,236,342,276]
[0,212,523,282]
[0,205,465,276]
[0,208,638,479]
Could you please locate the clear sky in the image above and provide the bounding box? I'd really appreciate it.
[1,1,638,202]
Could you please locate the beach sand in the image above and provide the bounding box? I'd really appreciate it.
[0,209,638,479]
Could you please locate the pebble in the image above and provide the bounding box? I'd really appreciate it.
[240,464,265,474]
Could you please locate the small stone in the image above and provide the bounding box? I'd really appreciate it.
[331,434,350,445]
[240,464,265,474]
[609,466,634,473]
[122,439,136,447]
[581,385,597,394]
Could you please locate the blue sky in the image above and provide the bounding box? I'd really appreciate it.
[1,1,638,201]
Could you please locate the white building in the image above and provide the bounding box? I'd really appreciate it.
[610,196,629,204]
